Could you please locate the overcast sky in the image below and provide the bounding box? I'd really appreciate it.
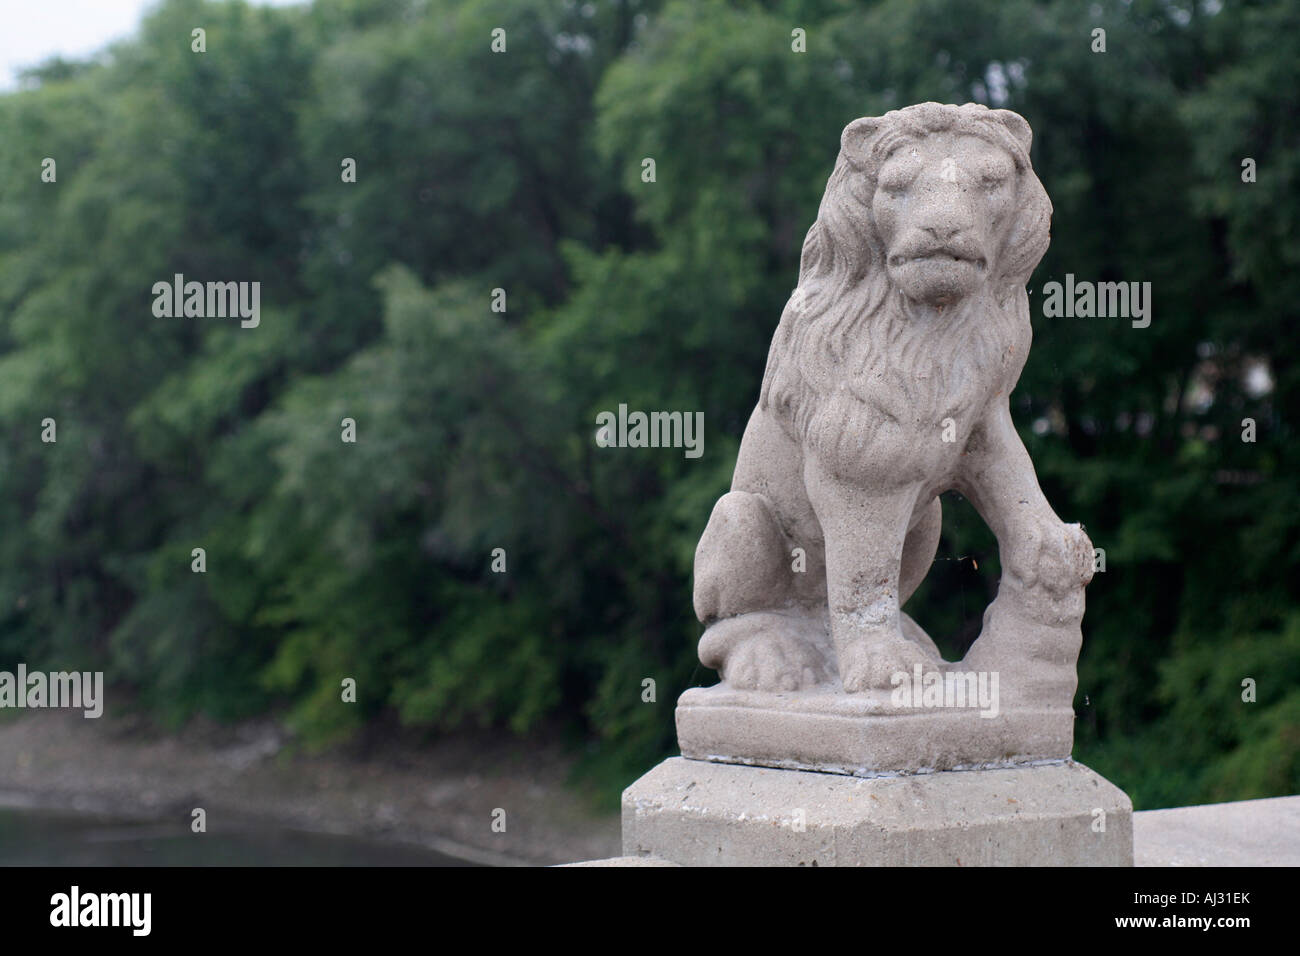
[0,0,308,89]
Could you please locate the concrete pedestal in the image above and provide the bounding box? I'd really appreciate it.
[676,684,1074,775]
[622,757,1133,866]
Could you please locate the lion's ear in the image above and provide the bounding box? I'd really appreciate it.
[990,109,1033,155]
[840,116,885,165]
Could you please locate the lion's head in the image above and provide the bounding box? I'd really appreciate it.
[762,103,1052,436]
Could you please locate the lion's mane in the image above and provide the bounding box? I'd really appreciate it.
[760,103,1053,446]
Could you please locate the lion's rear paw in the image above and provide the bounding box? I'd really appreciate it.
[724,636,822,691]
[700,611,832,691]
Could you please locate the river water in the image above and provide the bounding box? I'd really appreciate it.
[0,808,474,866]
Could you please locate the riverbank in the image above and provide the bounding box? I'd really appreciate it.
[0,708,620,866]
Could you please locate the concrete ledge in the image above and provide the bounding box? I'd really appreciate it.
[622,757,1132,866]
[1134,795,1300,866]
[564,769,1298,867]
[556,856,680,867]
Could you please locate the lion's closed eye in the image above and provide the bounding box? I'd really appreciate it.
[977,159,1014,189]
[878,164,918,194]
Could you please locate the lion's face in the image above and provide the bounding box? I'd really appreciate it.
[873,132,1018,308]
[761,104,1051,438]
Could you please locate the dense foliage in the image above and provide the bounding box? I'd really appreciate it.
[0,0,1295,806]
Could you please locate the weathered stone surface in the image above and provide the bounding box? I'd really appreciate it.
[557,856,680,867]
[623,757,1133,867]
[566,794,1300,867]
[610,105,1135,870]
[688,102,1094,774]
[676,684,1073,774]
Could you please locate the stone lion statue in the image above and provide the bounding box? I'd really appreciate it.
[693,102,1094,695]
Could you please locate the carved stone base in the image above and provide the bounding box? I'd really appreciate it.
[676,684,1075,775]
[623,757,1133,866]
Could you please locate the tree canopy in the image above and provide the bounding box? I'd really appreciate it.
[0,0,1295,807]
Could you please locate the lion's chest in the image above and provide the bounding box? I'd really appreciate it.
[803,366,986,491]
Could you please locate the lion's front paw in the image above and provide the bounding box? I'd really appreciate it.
[1006,519,1094,596]
[838,631,936,693]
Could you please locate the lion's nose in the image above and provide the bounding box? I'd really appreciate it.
[921,223,963,241]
